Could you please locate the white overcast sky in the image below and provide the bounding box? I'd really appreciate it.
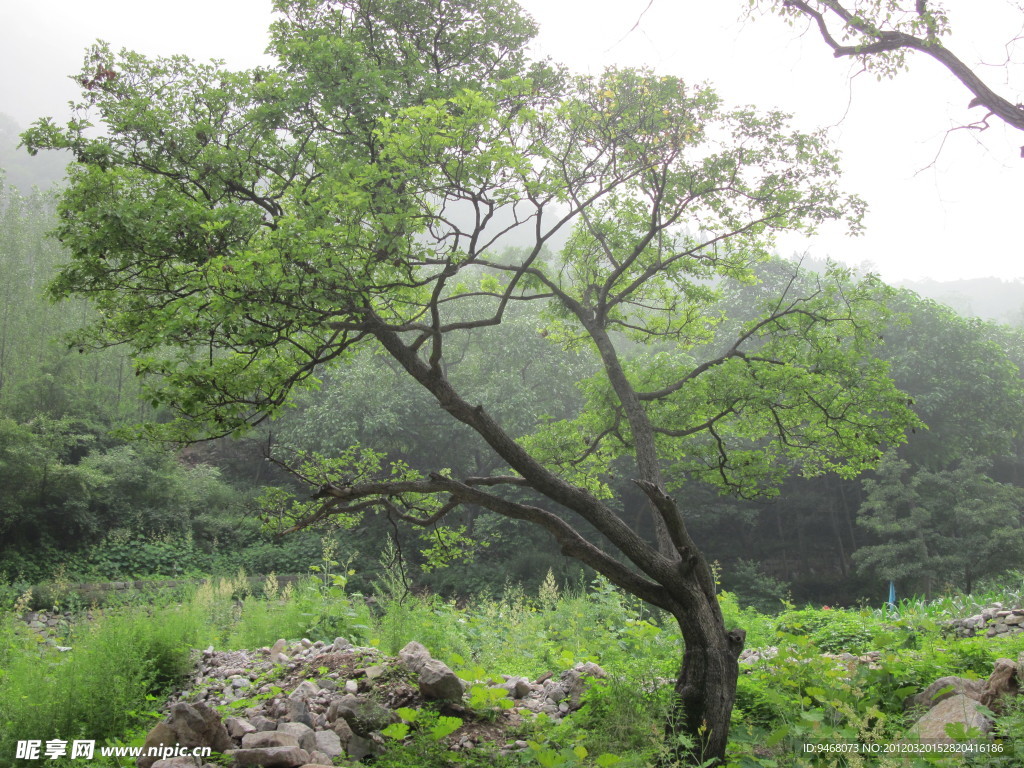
[1,0,1021,283]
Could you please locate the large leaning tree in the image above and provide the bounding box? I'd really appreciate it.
[23,0,918,762]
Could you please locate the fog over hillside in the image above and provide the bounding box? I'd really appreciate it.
[898,276,1024,326]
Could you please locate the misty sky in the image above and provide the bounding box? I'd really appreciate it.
[2,0,1021,283]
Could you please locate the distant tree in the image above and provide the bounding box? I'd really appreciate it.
[751,1,1024,151]
[878,290,1024,469]
[23,0,917,761]
[855,454,1024,596]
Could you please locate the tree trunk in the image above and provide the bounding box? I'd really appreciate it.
[666,582,746,766]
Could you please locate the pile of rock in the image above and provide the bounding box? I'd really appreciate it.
[139,637,606,768]
[941,604,1024,638]
[18,610,76,650]
[903,653,1022,742]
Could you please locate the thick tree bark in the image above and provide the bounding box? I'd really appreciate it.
[667,582,746,765]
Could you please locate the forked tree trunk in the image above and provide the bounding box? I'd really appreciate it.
[666,583,746,766]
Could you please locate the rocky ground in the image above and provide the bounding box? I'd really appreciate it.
[139,636,607,768]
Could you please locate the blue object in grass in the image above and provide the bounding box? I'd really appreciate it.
[887,580,896,610]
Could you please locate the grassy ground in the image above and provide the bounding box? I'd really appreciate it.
[1,563,1023,767]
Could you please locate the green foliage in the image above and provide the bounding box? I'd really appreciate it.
[3,564,1023,767]
[775,606,878,653]
[719,560,792,615]
[855,454,1024,596]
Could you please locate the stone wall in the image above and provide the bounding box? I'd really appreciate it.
[941,603,1024,638]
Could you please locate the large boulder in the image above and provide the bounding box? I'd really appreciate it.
[418,658,464,701]
[907,694,993,742]
[312,729,344,759]
[398,641,431,674]
[981,657,1019,708]
[138,703,232,768]
[903,676,986,711]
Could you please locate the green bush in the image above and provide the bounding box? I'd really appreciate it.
[775,607,878,653]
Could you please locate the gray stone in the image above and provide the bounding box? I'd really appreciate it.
[326,694,396,734]
[419,658,464,701]
[278,698,314,728]
[312,729,344,758]
[137,703,233,768]
[270,639,288,656]
[398,641,431,674]
[139,723,177,768]
[904,676,986,711]
[289,680,320,699]
[346,734,382,761]
[228,747,311,767]
[907,694,993,742]
[225,717,257,739]
[332,637,353,652]
[251,715,278,732]
[276,722,316,752]
[241,732,300,750]
[560,662,607,708]
[150,758,200,768]
[331,717,354,744]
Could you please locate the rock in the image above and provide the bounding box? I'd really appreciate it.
[327,694,396,734]
[270,639,288,657]
[499,676,531,699]
[332,637,353,652]
[151,759,200,768]
[346,733,382,761]
[398,641,431,674]
[137,703,232,768]
[251,716,278,732]
[981,657,1020,708]
[907,694,993,742]
[312,729,344,758]
[560,662,607,708]
[225,717,257,739]
[278,698,314,728]
[241,732,300,750]
[331,717,354,744]
[139,724,177,768]
[227,747,311,767]
[904,676,986,711]
[289,680,320,700]
[418,658,464,701]
[276,722,316,752]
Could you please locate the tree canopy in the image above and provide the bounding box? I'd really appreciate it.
[22,0,919,761]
